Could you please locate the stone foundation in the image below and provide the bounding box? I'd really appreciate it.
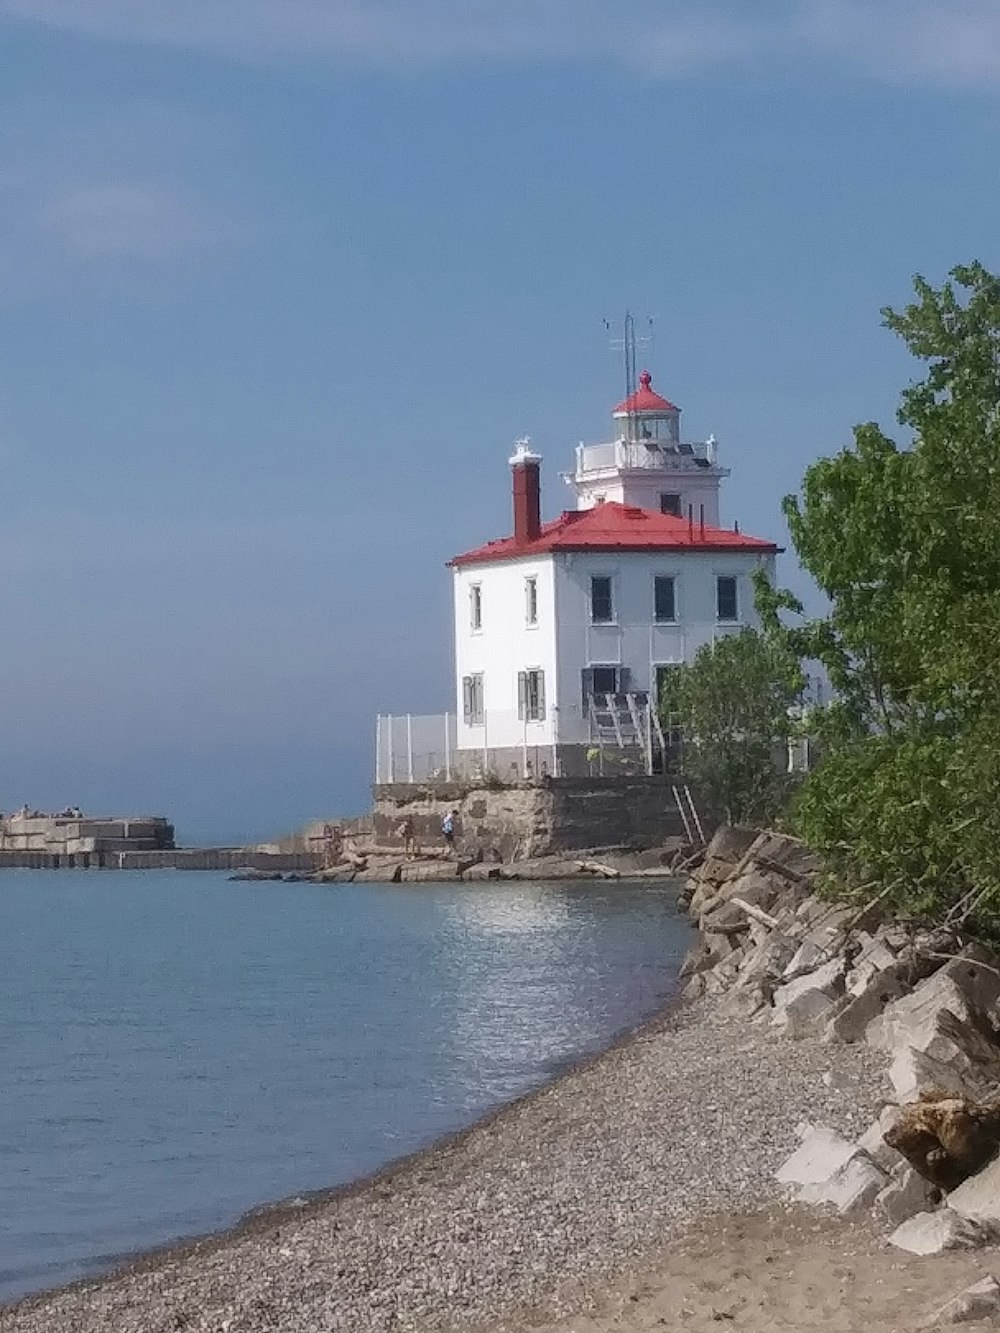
[372,776,704,861]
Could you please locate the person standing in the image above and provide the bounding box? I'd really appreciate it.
[441,809,459,855]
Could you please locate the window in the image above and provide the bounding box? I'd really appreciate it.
[462,673,484,725]
[582,665,629,707]
[590,575,613,623]
[470,583,482,632]
[660,492,682,517]
[654,575,676,623]
[517,669,545,722]
[716,575,739,622]
[525,576,538,625]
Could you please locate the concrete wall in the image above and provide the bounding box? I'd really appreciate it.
[373,776,702,861]
[0,814,175,853]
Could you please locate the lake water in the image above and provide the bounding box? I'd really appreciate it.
[0,870,690,1304]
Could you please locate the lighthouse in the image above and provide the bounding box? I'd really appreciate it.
[445,370,779,778]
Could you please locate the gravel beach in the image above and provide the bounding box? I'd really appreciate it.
[0,1000,888,1333]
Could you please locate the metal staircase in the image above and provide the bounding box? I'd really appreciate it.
[588,692,666,771]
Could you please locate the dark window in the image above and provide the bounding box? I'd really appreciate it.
[517,669,545,722]
[660,492,682,517]
[470,584,482,631]
[716,575,738,622]
[654,575,676,622]
[462,673,484,725]
[590,575,613,623]
[525,577,538,625]
[583,665,630,708]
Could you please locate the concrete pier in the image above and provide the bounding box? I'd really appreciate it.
[0,848,322,872]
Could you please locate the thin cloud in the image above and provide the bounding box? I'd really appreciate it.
[39,183,211,259]
[3,0,1000,87]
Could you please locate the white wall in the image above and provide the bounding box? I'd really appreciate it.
[573,472,724,525]
[453,548,776,753]
[452,557,558,752]
[552,549,777,744]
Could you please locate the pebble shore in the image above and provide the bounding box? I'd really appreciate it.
[0,1002,887,1333]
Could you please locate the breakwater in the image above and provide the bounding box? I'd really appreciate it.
[0,848,321,872]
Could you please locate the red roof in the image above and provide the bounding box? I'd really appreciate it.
[450,501,779,567]
[614,370,677,415]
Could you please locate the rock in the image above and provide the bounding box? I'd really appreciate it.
[868,948,1000,1053]
[739,830,819,884]
[921,1275,1000,1327]
[858,1105,906,1172]
[703,823,761,867]
[802,1153,888,1215]
[679,932,735,979]
[948,1152,1000,1229]
[825,966,911,1044]
[733,931,797,989]
[887,1009,1000,1103]
[776,1124,887,1214]
[846,931,899,995]
[680,972,707,1001]
[889,1208,988,1256]
[885,1092,1000,1192]
[772,958,847,1038]
[875,1163,941,1227]
[776,1124,859,1189]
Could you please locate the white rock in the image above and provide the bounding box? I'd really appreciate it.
[868,952,1000,1053]
[947,1153,1000,1229]
[772,958,846,1035]
[921,1275,1000,1327]
[858,1106,905,1171]
[801,1154,888,1215]
[876,1164,940,1227]
[776,1125,858,1187]
[889,1208,987,1256]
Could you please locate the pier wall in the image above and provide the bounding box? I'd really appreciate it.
[0,849,322,872]
[373,776,708,861]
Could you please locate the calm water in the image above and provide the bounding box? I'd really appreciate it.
[0,870,690,1303]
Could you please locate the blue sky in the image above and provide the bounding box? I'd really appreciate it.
[0,1,998,843]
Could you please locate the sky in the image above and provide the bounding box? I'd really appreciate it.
[0,1,998,844]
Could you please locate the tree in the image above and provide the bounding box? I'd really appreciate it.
[776,263,1000,918]
[659,626,804,825]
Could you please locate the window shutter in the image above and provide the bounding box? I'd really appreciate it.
[536,671,546,721]
[463,677,473,724]
[517,671,527,721]
[619,666,631,695]
[581,668,594,710]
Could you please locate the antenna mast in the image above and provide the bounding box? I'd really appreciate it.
[605,312,654,441]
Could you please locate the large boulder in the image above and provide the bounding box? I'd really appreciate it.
[875,1163,942,1227]
[921,1276,1000,1327]
[867,949,1000,1052]
[857,1104,906,1172]
[888,1008,1000,1103]
[884,1092,1000,1191]
[772,957,847,1038]
[776,1124,888,1214]
[889,1208,988,1255]
[948,1152,1000,1230]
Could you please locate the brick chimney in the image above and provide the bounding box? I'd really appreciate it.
[509,439,541,544]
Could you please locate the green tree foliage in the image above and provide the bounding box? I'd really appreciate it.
[777,262,1000,917]
[659,626,804,825]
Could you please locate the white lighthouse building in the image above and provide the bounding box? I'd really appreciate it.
[445,370,779,778]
